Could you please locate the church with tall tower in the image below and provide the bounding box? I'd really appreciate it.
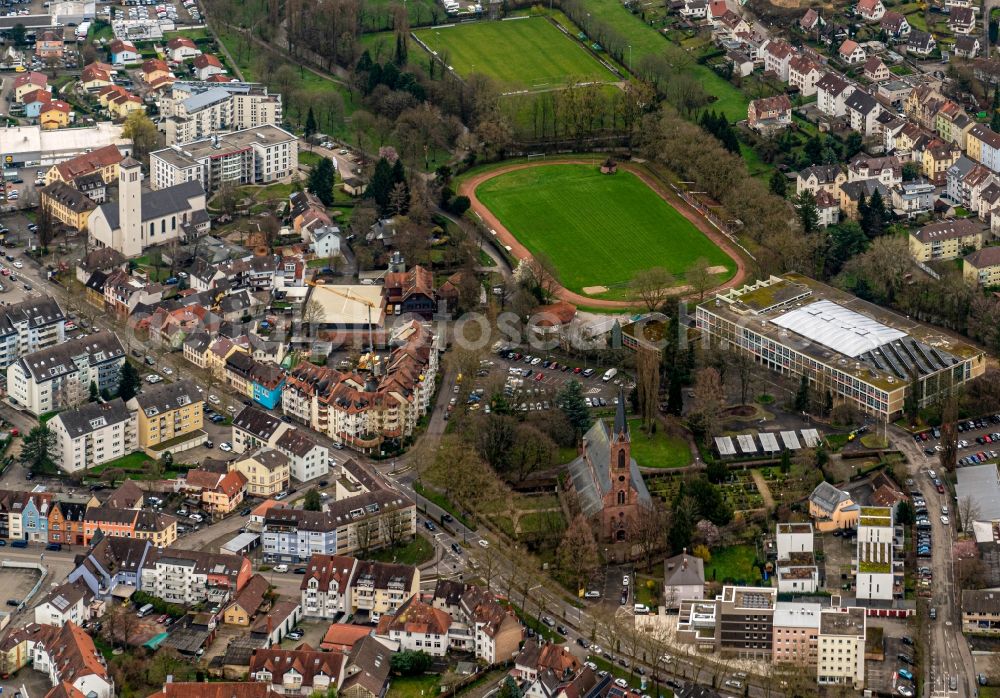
[566,388,652,545]
[88,157,210,258]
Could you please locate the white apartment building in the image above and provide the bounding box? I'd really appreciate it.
[777,522,814,558]
[775,523,818,593]
[275,427,329,482]
[772,602,820,666]
[159,81,282,145]
[139,548,248,605]
[150,124,297,193]
[7,331,126,416]
[300,554,357,619]
[817,607,867,689]
[856,506,895,601]
[0,296,65,374]
[49,398,136,473]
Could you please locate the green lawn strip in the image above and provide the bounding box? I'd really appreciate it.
[387,674,440,698]
[414,480,477,529]
[475,164,734,298]
[519,510,567,534]
[366,535,435,566]
[299,150,323,167]
[38,410,60,425]
[414,17,617,90]
[627,418,692,469]
[703,544,762,585]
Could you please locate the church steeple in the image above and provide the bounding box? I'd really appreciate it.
[614,385,629,441]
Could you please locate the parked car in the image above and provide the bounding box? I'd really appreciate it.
[273,564,289,573]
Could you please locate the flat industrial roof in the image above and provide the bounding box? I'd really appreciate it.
[956,464,1000,523]
[801,429,822,447]
[0,123,128,157]
[781,431,802,450]
[221,531,259,553]
[772,299,906,358]
[309,284,386,327]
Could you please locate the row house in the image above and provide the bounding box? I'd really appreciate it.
[103,269,164,316]
[934,101,968,143]
[788,55,822,96]
[224,351,287,410]
[47,500,90,546]
[816,72,855,117]
[962,589,1000,635]
[140,547,252,606]
[83,506,138,545]
[967,123,1000,172]
[904,84,947,129]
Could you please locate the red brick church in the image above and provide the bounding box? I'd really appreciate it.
[566,390,652,543]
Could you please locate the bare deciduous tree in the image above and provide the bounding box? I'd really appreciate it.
[631,267,675,312]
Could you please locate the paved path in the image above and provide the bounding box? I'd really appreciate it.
[458,159,751,309]
[749,469,774,509]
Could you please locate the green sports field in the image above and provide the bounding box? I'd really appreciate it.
[414,18,617,91]
[475,165,736,299]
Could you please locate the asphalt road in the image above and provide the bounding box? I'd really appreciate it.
[892,428,973,698]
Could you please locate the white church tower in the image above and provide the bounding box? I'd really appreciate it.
[116,157,143,258]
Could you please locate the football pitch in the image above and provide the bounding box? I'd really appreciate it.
[474,164,736,298]
[414,18,618,91]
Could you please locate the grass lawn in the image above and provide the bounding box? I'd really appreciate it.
[387,674,440,698]
[87,452,152,473]
[299,150,323,167]
[626,419,692,469]
[367,535,434,566]
[475,164,735,298]
[704,544,762,585]
[414,18,616,91]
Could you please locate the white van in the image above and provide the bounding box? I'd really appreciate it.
[273,564,289,573]
[633,603,649,615]
[602,368,618,382]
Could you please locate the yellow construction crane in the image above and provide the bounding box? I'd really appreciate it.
[307,280,379,352]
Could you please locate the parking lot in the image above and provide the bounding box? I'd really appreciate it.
[912,413,1000,468]
[866,634,917,697]
[453,347,632,418]
[0,565,41,606]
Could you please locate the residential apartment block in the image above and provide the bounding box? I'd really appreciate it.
[281,321,440,452]
[775,523,818,593]
[856,506,895,602]
[677,585,777,658]
[232,448,291,498]
[159,81,282,145]
[150,125,297,193]
[0,622,113,698]
[907,218,984,261]
[962,589,1000,634]
[696,274,984,420]
[0,296,65,374]
[139,547,252,606]
[817,608,867,689]
[127,378,206,456]
[232,405,329,483]
[772,602,821,666]
[48,398,136,473]
[6,331,126,416]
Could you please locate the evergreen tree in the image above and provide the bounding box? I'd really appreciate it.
[20,424,54,471]
[856,191,869,228]
[394,32,408,66]
[769,169,787,198]
[557,380,592,435]
[303,489,322,511]
[364,157,395,215]
[861,188,887,239]
[391,158,406,185]
[356,50,373,73]
[780,449,791,474]
[795,191,820,235]
[304,107,317,137]
[991,109,1000,134]
[308,157,336,206]
[118,361,141,402]
[794,375,811,413]
[89,380,99,402]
